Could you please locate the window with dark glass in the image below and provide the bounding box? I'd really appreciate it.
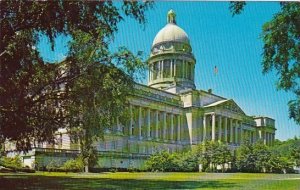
[153,62,159,80]
[188,62,192,80]
[163,59,171,78]
[176,60,182,78]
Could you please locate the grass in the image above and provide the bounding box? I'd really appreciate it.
[0,172,299,190]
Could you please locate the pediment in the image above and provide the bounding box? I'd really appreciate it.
[204,99,246,115]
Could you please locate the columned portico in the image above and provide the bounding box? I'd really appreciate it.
[218,116,222,142]
[155,110,159,140]
[138,106,142,140]
[212,113,216,141]
[147,108,151,140]
[170,114,174,142]
[224,117,228,143]
[177,115,181,143]
[203,115,207,141]
[163,112,167,142]
[129,105,133,138]
[235,120,238,144]
[240,124,243,144]
[230,119,233,143]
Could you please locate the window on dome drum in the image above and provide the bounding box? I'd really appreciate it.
[158,61,162,79]
[153,62,159,80]
[176,60,182,78]
[163,59,171,78]
[188,62,192,80]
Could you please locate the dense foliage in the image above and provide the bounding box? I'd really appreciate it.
[230,2,300,125]
[145,150,178,172]
[0,1,153,154]
[145,141,232,173]
[0,155,22,169]
[146,139,298,173]
[270,137,300,167]
[61,157,84,172]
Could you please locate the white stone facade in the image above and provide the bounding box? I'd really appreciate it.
[5,10,276,170]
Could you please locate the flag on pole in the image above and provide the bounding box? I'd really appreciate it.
[214,65,218,75]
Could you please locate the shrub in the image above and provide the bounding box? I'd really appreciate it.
[175,152,198,172]
[61,157,84,172]
[109,168,117,173]
[145,150,177,172]
[0,155,22,169]
[46,159,61,172]
[0,155,35,173]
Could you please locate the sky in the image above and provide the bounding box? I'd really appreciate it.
[37,2,299,141]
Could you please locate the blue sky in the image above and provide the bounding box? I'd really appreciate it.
[37,2,299,141]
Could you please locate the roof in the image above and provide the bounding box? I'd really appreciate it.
[152,24,190,47]
[204,99,246,115]
[203,99,229,108]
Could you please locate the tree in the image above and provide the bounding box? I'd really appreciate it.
[230,2,300,125]
[0,1,153,151]
[197,141,232,172]
[175,151,199,172]
[253,141,271,173]
[145,150,178,172]
[236,140,257,172]
[213,143,233,173]
[291,146,300,167]
[268,154,294,173]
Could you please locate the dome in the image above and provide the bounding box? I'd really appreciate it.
[152,24,190,47]
[152,10,190,47]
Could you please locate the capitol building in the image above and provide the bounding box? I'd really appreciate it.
[6,10,276,170]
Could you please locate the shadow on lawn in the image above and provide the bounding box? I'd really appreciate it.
[0,174,239,190]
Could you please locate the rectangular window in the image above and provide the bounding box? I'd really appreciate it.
[163,60,171,78]
[176,60,182,78]
[153,62,159,80]
[188,62,192,80]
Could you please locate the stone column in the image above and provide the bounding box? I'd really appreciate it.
[230,119,233,143]
[160,61,164,79]
[183,61,186,78]
[170,60,173,77]
[148,67,151,82]
[224,117,228,143]
[174,60,177,77]
[177,115,181,142]
[170,114,174,142]
[138,106,142,140]
[235,120,238,144]
[163,112,167,141]
[150,65,152,81]
[218,116,222,142]
[155,110,159,141]
[147,108,151,139]
[240,123,243,145]
[212,114,216,141]
[263,131,267,145]
[129,105,133,138]
[259,130,262,139]
[203,115,207,141]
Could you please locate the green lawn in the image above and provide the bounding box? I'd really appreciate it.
[0,172,299,190]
